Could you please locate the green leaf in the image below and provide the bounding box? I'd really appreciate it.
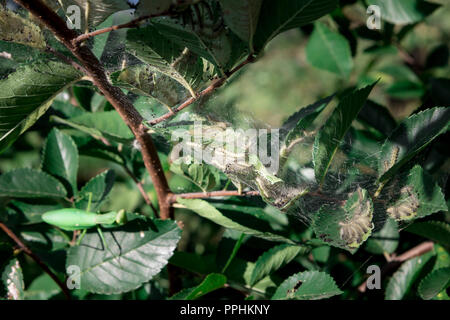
[382,171,445,222]
[220,0,263,52]
[405,221,450,248]
[365,219,399,255]
[42,128,79,194]
[151,18,231,75]
[272,271,342,300]
[170,273,227,300]
[2,258,25,300]
[434,245,450,270]
[24,273,61,300]
[169,251,218,275]
[221,233,245,273]
[312,187,374,252]
[378,108,450,184]
[0,61,82,154]
[111,65,189,106]
[367,0,440,25]
[223,200,288,227]
[67,217,181,294]
[0,168,67,198]
[10,201,64,224]
[253,0,338,52]
[358,100,396,137]
[250,244,306,285]
[306,22,353,78]
[68,111,134,141]
[281,95,333,156]
[75,169,115,211]
[170,161,222,192]
[177,198,296,244]
[385,81,425,99]
[126,24,207,97]
[418,267,450,300]
[385,251,434,300]
[313,82,376,184]
[0,9,46,49]
[281,94,334,134]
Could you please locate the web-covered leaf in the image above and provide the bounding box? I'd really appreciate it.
[377,107,450,185]
[381,165,447,222]
[111,65,189,107]
[312,187,374,252]
[313,82,376,184]
[126,24,210,96]
[0,9,46,49]
[170,159,223,192]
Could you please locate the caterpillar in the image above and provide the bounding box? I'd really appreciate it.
[386,186,419,221]
[383,145,400,173]
[339,188,374,248]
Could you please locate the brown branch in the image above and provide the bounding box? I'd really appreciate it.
[358,241,434,293]
[14,0,174,220]
[0,222,71,300]
[148,55,255,126]
[169,190,260,203]
[72,11,174,45]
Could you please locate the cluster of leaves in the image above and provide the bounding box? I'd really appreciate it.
[0,0,449,301]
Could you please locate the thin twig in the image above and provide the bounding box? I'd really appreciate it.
[0,222,71,300]
[72,11,173,45]
[169,190,260,203]
[46,46,86,74]
[357,241,434,293]
[122,165,158,216]
[148,55,255,126]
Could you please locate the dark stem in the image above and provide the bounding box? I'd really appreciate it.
[0,222,71,300]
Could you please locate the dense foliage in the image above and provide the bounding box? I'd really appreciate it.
[0,0,449,301]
